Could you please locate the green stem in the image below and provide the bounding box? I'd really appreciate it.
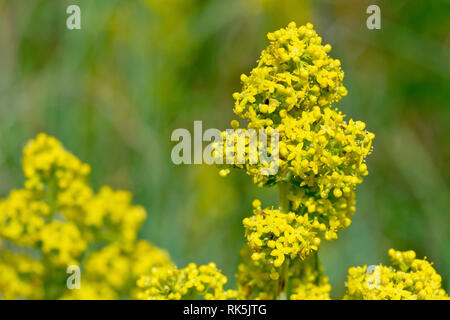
[284,259,292,299]
[278,182,290,213]
[277,182,291,299]
[277,261,288,300]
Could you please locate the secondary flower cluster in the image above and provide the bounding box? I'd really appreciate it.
[243,202,321,267]
[0,251,44,299]
[218,21,374,248]
[136,262,236,300]
[344,249,449,300]
[0,133,173,299]
[233,22,347,121]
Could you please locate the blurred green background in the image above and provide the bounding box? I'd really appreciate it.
[0,0,448,298]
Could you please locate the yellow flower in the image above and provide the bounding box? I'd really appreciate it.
[290,263,331,300]
[236,245,330,300]
[0,189,48,246]
[233,22,346,122]
[0,251,44,300]
[137,262,236,300]
[344,249,449,300]
[0,133,174,299]
[40,221,87,266]
[218,22,375,300]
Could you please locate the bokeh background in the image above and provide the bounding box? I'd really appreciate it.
[0,0,448,298]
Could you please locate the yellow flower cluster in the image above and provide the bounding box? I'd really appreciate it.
[221,107,374,200]
[218,23,373,249]
[167,22,446,301]
[285,183,356,241]
[344,249,449,300]
[278,107,373,189]
[4,23,445,302]
[80,186,147,244]
[219,22,374,189]
[219,22,375,300]
[40,221,87,266]
[147,22,446,302]
[60,282,118,300]
[236,245,280,299]
[0,133,173,299]
[290,263,331,300]
[243,205,320,267]
[136,263,236,300]
[233,21,347,121]
[0,251,44,299]
[64,241,173,300]
[0,189,49,246]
